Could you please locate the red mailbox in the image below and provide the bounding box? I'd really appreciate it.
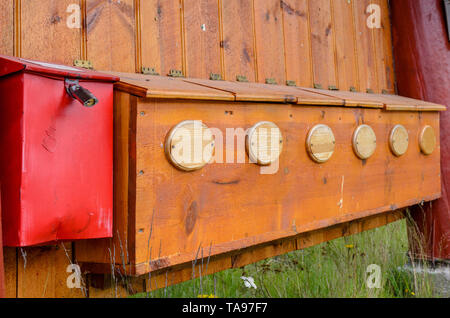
[0,55,118,247]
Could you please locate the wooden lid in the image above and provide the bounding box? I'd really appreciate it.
[419,125,437,155]
[389,125,409,157]
[108,70,446,111]
[164,121,215,171]
[246,121,283,166]
[306,125,336,163]
[352,125,377,160]
[183,78,344,105]
[299,88,384,108]
[107,72,234,101]
[374,94,447,111]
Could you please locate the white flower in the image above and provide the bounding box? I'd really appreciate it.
[240,276,257,289]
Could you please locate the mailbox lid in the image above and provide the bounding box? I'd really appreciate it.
[107,71,235,101]
[0,55,118,82]
[183,78,344,105]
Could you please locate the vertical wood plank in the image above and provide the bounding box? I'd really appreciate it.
[183,0,222,79]
[253,0,286,84]
[139,0,183,76]
[353,0,378,93]
[0,0,14,56]
[220,0,256,82]
[86,0,136,72]
[308,0,338,89]
[281,0,313,87]
[17,245,84,298]
[374,0,395,93]
[20,0,82,65]
[3,248,17,298]
[332,0,358,91]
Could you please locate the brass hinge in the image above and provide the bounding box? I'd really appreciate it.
[168,69,184,78]
[349,86,357,92]
[141,67,159,76]
[286,80,297,87]
[381,89,391,95]
[314,83,323,89]
[209,73,222,81]
[74,60,93,70]
[328,85,339,91]
[236,75,248,82]
[366,88,374,94]
[265,78,277,85]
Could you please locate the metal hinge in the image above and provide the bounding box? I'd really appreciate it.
[366,88,374,94]
[314,83,323,89]
[381,89,391,95]
[349,87,357,92]
[236,75,248,82]
[328,85,339,91]
[73,60,93,70]
[286,80,297,87]
[265,78,277,85]
[141,67,159,76]
[168,69,184,78]
[209,73,222,81]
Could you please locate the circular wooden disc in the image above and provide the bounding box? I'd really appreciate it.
[419,125,436,155]
[306,124,335,163]
[389,125,409,157]
[246,121,283,166]
[165,120,215,171]
[352,125,377,160]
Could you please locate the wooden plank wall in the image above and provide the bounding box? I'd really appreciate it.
[0,0,395,92]
[1,0,397,298]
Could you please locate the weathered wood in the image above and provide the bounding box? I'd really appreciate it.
[353,0,378,93]
[17,244,84,298]
[183,0,222,79]
[281,0,313,87]
[220,0,256,82]
[19,0,81,64]
[332,0,358,91]
[139,0,183,77]
[253,0,286,84]
[86,0,136,72]
[309,0,338,89]
[0,0,14,56]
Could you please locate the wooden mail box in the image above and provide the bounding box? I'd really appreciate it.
[76,72,445,276]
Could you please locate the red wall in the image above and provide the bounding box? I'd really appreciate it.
[391,0,450,260]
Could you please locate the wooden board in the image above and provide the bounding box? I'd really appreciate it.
[0,0,397,95]
[281,0,313,87]
[253,0,286,84]
[308,0,338,89]
[332,0,358,91]
[353,0,378,93]
[109,71,234,100]
[19,0,81,65]
[139,0,184,77]
[16,244,84,298]
[220,0,256,82]
[142,210,405,292]
[0,0,14,56]
[74,98,441,276]
[184,78,343,105]
[183,0,222,79]
[86,0,136,72]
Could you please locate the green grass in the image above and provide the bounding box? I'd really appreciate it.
[136,219,438,298]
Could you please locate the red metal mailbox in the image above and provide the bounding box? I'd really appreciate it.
[0,55,118,247]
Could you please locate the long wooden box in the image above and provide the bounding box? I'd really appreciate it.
[76,73,445,276]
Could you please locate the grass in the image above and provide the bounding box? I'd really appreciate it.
[136,219,438,298]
